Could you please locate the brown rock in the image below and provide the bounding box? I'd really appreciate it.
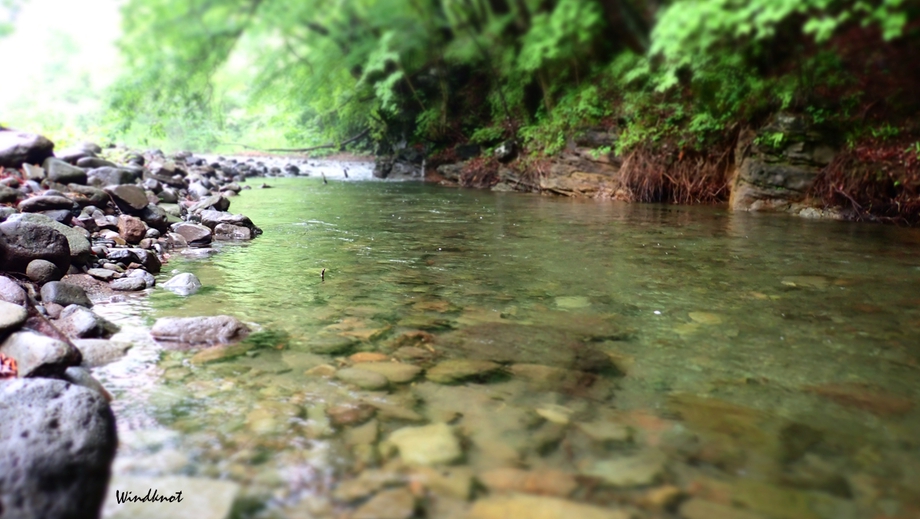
[349,352,390,363]
[479,468,578,498]
[327,403,376,427]
[117,215,146,244]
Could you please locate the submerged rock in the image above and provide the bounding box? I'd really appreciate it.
[335,367,389,390]
[162,272,202,295]
[150,315,250,346]
[351,487,416,519]
[0,378,117,519]
[468,494,631,519]
[384,423,462,466]
[426,359,501,384]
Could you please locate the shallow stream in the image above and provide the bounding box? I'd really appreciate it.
[96,176,920,519]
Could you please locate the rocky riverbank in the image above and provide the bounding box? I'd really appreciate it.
[402,113,883,222]
[0,128,323,518]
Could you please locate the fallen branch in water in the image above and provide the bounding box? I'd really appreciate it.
[221,128,370,154]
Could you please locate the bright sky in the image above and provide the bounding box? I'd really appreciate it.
[0,0,122,129]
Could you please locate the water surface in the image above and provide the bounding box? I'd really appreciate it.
[97,177,920,518]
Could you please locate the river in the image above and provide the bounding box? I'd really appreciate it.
[95,176,920,519]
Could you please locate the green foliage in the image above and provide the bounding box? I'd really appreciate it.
[98,0,918,155]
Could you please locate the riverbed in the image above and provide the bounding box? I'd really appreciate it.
[95,176,920,519]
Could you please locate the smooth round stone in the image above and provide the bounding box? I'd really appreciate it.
[25,259,61,284]
[0,300,28,332]
[86,268,117,281]
[305,335,356,355]
[335,368,389,390]
[354,362,422,384]
[426,359,501,384]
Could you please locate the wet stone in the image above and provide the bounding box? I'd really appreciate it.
[150,315,250,346]
[110,277,148,291]
[426,359,501,384]
[354,362,422,384]
[336,367,389,390]
[86,268,117,281]
[351,487,416,519]
[384,423,462,466]
[74,339,131,368]
[468,494,631,519]
[41,281,92,308]
[162,273,202,296]
[172,223,213,247]
[0,330,82,378]
[56,305,118,339]
[479,468,579,498]
[327,403,377,427]
[584,448,668,487]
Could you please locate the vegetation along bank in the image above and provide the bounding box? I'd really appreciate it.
[88,0,920,223]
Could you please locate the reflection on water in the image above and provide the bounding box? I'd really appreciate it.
[97,177,920,518]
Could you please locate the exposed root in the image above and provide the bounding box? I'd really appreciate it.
[616,144,732,204]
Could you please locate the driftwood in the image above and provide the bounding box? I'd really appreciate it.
[222,128,370,154]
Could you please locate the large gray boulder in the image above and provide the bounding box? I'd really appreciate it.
[0,219,71,274]
[0,130,54,168]
[0,330,82,378]
[150,315,250,347]
[5,213,92,263]
[0,378,117,519]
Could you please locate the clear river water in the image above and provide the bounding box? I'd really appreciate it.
[94,176,920,519]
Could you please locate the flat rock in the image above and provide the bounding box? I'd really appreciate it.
[335,367,390,390]
[105,185,148,213]
[111,277,148,291]
[88,166,137,186]
[43,157,87,184]
[468,494,631,519]
[87,268,117,281]
[74,339,132,368]
[161,272,202,296]
[0,378,117,519]
[584,449,668,487]
[352,487,416,519]
[0,219,71,274]
[213,222,252,240]
[354,362,422,384]
[0,330,83,377]
[103,475,238,519]
[384,423,462,466]
[478,468,579,498]
[0,299,28,333]
[150,315,250,346]
[0,130,54,168]
[41,281,92,307]
[172,222,213,247]
[426,359,501,384]
[18,195,75,213]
